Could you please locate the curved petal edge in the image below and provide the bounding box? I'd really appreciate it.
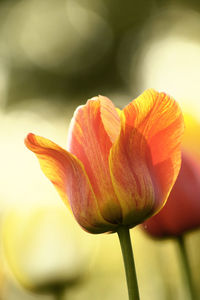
[25,133,113,233]
[109,89,184,226]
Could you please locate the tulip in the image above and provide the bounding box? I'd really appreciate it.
[25,89,184,234]
[25,89,184,300]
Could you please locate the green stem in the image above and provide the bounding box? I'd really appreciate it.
[177,235,196,300]
[52,286,66,300]
[117,227,140,300]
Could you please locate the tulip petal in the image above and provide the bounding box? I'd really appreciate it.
[143,150,200,236]
[25,133,112,233]
[109,89,184,225]
[67,96,122,223]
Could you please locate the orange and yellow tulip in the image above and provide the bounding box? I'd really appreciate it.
[25,89,184,234]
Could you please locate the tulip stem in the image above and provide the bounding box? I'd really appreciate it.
[117,227,140,300]
[177,235,196,300]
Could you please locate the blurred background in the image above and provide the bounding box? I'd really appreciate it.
[1,0,200,299]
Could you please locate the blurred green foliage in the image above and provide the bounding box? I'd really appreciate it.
[0,0,197,109]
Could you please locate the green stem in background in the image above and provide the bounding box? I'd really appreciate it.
[177,235,196,300]
[117,227,140,300]
[52,285,66,300]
